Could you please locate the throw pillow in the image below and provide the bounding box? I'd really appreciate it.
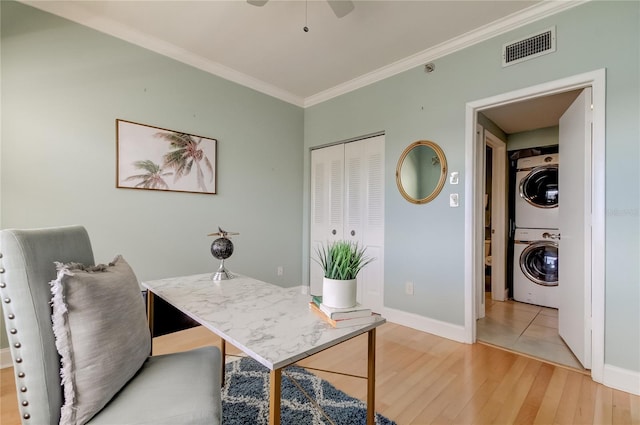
[50,255,151,425]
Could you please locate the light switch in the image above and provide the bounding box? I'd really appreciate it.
[449,171,459,185]
[450,193,459,207]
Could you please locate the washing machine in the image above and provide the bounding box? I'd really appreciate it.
[515,153,559,229]
[513,227,559,308]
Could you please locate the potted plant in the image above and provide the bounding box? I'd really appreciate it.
[314,240,374,308]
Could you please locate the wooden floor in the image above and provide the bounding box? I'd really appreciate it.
[2,323,639,424]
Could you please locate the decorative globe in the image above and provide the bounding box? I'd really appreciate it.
[210,237,234,260]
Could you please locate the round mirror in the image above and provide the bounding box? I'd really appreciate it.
[396,140,447,204]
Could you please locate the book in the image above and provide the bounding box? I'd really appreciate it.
[309,302,377,328]
[320,303,372,320]
[311,295,372,320]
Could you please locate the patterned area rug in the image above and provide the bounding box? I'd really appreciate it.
[223,357,396,425]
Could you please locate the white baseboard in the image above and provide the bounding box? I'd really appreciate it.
[603,364,640,396]
[383,308,640,397]
[1,347,12,369]
[3,318,637,396]
[383,307,467,343]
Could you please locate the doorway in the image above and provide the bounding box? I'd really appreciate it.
[479,124,582,369]
[464,69,606,383]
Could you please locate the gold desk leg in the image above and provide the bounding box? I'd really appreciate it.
[367,328,376,425]
[220,339,226,388]
[146,290,155,355]
[269,368,282,425]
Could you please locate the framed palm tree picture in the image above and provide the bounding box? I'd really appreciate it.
[116,119,217,194]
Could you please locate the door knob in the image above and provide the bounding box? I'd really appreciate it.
[331,229,337,235]
[350,230,356,236]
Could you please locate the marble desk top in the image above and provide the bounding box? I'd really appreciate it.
[142,274,386,370]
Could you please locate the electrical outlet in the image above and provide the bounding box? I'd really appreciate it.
[277,266,284,276]
[405,281,414,295]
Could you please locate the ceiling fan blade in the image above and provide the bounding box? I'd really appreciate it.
[326,0,354,18]
[247,0,269,6]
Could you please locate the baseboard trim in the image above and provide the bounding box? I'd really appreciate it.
[3,322,638,395]
[383,307,467,343]
[1,347,13,369]
[383,308,640,396]
[603,364,640,396]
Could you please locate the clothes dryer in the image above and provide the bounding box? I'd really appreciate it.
[513,227,559,308]
[515,153,559,229]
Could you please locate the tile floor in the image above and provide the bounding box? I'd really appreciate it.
[477,294,587,371]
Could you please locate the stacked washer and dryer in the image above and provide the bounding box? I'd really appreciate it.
[513,153,560,308]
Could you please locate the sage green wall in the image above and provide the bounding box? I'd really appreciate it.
[2,1,639,376]
[304,1,640,372]
[478,113,507,142]
[507,126,559,151]
[0,2,304,349]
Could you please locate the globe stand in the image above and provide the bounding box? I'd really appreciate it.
[212,259,233,281]
[208,228,239,282]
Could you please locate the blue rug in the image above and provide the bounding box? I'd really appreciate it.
[223,356,396,425]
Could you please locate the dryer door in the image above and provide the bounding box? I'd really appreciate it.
[519,165,559,208]
[519,241,559,286]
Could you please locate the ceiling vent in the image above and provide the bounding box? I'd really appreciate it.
[502,27,556,67]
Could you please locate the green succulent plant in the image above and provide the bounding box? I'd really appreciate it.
[314,241,374,280]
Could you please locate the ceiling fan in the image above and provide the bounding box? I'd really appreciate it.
[247,0,355,18]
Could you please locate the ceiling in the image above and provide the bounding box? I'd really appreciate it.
[482,89,582,134]
[23,0,586,109]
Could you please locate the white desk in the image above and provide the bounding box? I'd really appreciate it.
[142,274,385,425]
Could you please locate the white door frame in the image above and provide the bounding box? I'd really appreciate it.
[485,130,508,302]
[475,124,486,319]
[474,126,507,320]
[463,69,606,384]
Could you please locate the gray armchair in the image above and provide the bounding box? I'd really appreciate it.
[0,226,222,425]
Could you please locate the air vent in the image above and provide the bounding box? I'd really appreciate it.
[502,27,556,67]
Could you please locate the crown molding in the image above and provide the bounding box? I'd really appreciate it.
[22,0,587,109]
[303,0,589,108]
[21,1,305,107]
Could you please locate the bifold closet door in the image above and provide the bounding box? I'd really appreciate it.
[344,137,385,312]
[310,144,344,295]
[310,136,385,312]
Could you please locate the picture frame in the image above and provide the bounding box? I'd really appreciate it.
[116,119,217,195]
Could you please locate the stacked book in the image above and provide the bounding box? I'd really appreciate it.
[308,296,377,328]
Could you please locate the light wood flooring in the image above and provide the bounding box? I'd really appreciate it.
[2,323,638,424]
[477,295,586,371]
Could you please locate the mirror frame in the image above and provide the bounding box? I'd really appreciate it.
[396,140,448,204]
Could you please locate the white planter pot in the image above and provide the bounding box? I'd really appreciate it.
[322,277,357,309]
